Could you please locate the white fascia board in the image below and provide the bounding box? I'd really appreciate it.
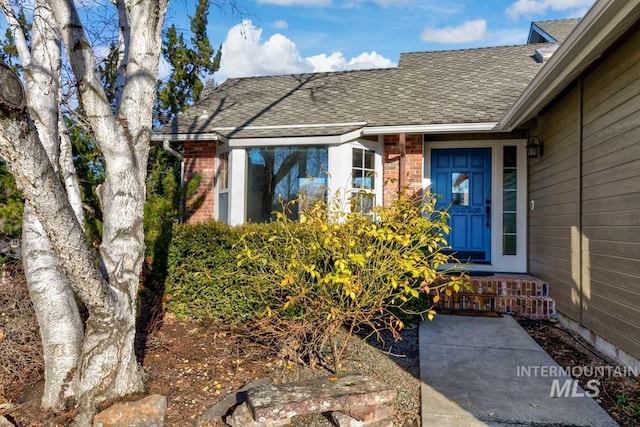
[150,133,221,142]
[228,129,364,148]
[150,122,367,144]
[500,0,640,130]
[361,122,499,135]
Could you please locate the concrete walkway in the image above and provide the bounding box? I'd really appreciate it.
[419,314,619,426]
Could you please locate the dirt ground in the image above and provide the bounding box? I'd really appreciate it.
[517,317,640,427]
[2,313,640,426]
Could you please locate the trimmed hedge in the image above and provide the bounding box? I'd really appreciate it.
[165,221,270,321]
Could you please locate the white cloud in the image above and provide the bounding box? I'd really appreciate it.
[257,0,331,5]
[216,21,309,80]
[421,19,488,44]
[215,20,397,82]
[273,20,289,29]
[506,0,595,20]
[307,51,396,72]
[346,51,397,69]
[306,52,348,72]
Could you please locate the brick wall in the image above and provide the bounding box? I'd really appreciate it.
[383,134,423,206]
[183,141,216,223]
[434,274,557,320]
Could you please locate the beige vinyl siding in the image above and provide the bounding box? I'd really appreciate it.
[528,84,581,321]
[580,25,640,359]
[527,25,640,360]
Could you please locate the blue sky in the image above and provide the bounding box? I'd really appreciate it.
[166,0,596,81]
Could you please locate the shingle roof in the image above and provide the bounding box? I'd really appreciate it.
[532,18,581,42]
[158,43,547,139]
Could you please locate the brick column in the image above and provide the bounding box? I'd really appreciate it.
[183,141,216,223]
[383,134,423,206]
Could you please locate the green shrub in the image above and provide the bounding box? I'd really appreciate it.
[164,221,266,321]
[236,190,466,370]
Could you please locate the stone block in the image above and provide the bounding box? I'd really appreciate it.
[331,411,394,427]
[344,403,395,422]
[227,402,290,427]
[199,378,273,426]
[0,416,14,427]
[92,394,166,427]
[247,373,396,424]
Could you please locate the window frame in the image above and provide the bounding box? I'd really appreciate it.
[350,146,378,214]
[215,144,230,223]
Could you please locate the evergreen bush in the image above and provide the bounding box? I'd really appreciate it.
[164,221,268,321]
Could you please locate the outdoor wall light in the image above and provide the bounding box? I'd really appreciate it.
[526,136,543,158]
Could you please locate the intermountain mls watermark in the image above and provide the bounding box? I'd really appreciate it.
[517,365,639,398]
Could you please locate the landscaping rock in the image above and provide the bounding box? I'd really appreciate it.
[343,403,395,422]
[92,394,167,427]
[247,373,396,423]
[331,411,394,427]
[225,373,398,426]
[227,402,291,427]
[0,416,14,427]
[198,378,273,426]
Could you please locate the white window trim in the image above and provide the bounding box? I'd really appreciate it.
[228,147,246,226]
[215,144,230,223]
[423,139,528,273]
[226,138,383,224]
[328,139,383,214]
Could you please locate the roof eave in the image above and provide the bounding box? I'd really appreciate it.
[150,132,222,143]
[150,121,369,143]
[227,128,365,148]
[362,122,500,135]
[500,0,640,131]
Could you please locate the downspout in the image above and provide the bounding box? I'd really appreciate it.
[399,133,407,190]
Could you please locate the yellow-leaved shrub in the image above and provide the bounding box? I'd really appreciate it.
[236,189,466,371]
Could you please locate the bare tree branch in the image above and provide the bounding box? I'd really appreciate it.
[0,0,32,66]
[114,0,128,111]
[47,0,122,161]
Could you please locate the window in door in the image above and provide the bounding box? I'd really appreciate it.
[451,172,470,206]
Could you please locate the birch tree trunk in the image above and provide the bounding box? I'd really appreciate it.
[22,208,83,408]
[0,0,85,409]
[0,0,168,423]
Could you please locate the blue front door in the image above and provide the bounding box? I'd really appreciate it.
[431,148,491,263]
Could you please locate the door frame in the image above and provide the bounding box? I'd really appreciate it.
[423,139,528,273]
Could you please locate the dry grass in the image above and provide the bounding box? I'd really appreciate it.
[0,261,44,399]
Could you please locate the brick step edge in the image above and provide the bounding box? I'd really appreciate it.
[435,295,556,320]
[461,279,550,297]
